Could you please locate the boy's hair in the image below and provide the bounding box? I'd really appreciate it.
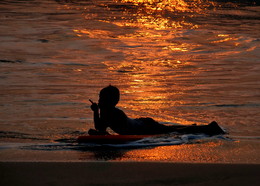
[100,85,120,106]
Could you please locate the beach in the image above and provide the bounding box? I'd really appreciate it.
[0,1,260,185]
[1,162,259,185]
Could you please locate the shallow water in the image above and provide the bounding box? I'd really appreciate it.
[0,0,259,163]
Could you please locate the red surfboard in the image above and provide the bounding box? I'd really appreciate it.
[77,135,155,144]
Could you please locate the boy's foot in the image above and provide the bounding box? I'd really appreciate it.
[208,121,226,135]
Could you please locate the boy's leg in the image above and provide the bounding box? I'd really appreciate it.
[166,121,225,135]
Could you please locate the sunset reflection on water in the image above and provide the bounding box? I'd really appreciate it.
[59,0,257,126]
[0,0,259,163]
[77,139,259,163]
[69,0,242,123]
[122,141,223,162]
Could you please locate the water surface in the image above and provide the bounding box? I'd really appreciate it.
[0,0,259,163]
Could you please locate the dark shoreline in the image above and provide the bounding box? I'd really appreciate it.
[1,162,259,185]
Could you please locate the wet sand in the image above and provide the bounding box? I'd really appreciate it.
[1,162,259,185]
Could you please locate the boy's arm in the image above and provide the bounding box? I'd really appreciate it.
[89,100,107,132]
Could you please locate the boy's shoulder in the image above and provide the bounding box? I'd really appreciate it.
[114,107,127,116]
[114,107,124,113]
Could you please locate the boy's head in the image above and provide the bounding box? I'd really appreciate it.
[98,85,120,108]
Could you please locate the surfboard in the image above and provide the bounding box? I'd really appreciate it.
[77,135,154,144]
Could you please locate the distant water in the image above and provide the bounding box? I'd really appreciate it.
[0,0,259,163]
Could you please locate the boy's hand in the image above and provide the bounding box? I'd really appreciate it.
[89,99,98,112]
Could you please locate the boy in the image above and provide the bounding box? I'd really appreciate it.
[88,85,225,135]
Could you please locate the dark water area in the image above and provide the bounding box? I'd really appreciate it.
[0,0,259,162]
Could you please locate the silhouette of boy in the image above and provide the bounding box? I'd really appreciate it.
[89,85,225,135]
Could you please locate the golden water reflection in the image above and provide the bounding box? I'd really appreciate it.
[77,140,260,163]
[123,141,223,162]
[112,140,259,163]
[67,0,241,122]
[112,0,207,30]
[120,0,218,13]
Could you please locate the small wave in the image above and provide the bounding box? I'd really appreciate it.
[40,62,89,66]
[0,131,47,141]
[229,136,260,140]
[0,59,23,63]
[105,134,230,148]
[20,134,230,151]
[42,102,81,106]
[214,103,260,108]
